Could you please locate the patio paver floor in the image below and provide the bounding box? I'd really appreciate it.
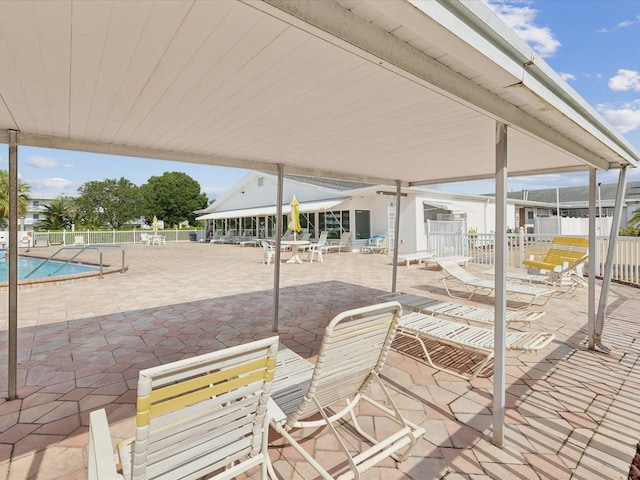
[0,242,638,479]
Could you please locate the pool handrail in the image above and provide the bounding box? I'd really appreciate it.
[22,245,126,280]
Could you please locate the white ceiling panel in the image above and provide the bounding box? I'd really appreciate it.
[0,0,637,187]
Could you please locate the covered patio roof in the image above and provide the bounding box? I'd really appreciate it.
[0,0,636,182]
[1,0,639,452]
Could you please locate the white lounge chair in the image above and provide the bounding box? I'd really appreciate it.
[378,292,544,326]
[88,336,279,480]
[396,250,435,265]
[395,312,555,380]
[267,302,425,479]
[482,269,552,284]
[437,260,555,307]
[325,231,351,253]
[424,255,472,268]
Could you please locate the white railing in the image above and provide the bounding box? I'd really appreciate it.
[32,229,206,247]
[596,236,640,285]
[428,230,640,288]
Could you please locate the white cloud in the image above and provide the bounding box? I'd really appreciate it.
[600,14,640,33]
[484,1,561,57]
[618,15,640,28]
[598,100,640,133]
[28,177,76,190]
[26,155,60,168]
[201,186,229,199]
[559,73,576,81]
[609,69,640,92]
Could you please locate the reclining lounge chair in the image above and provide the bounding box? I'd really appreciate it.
[378,292,544,326]
[395,312,555,380]
[437,260,555,307]
[267,302,425,479]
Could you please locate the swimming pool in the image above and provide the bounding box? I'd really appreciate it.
[0,256,99,281]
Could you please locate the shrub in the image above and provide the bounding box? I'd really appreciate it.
[619,226,640,237]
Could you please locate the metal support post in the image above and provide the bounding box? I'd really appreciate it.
[594,165,627,352]
[272,164,284,332]
[493,122,508,447]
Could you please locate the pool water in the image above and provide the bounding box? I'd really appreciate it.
[0,256,99,281]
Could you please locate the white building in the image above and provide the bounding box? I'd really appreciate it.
[196,171,538,254]
[21,195,56,232]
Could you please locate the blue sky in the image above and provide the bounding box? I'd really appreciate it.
[1,0,639,199]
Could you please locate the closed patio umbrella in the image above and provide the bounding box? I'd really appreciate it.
[288,195,301,240]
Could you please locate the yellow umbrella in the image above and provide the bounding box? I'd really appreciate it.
[287,195,301,240]
[152,216,158,235]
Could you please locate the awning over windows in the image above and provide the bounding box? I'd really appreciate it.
[423,201,451,211]
[196,199,344,221]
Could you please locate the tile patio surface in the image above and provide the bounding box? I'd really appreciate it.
[0,242,639,479]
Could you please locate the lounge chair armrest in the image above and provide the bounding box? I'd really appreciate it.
[88,409,123,480]
[267,397,287,425]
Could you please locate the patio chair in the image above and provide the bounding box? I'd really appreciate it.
[437,260,555,307]
[305,231,328,263]
[267,302,425,479]
[140,233,151,245]
[261,241,275,265]
[19,235,31,252]
[325,231,351,253]
[87,336,279,480]
[368,236,389,254]
[378,292,544,326]
[395,312,555,380]
[152,234,166,245]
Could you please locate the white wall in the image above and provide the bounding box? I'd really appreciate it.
[536,216,613,235]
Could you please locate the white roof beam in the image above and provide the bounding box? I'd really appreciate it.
[9,131,402,187]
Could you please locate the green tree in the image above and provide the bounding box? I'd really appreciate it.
[37,196,75,230]
[629,207,640,229]
[0,170,31,228]
[75,177,142,229]
[141,172,208,227]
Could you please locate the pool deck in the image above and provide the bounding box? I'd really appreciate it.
[1,242,639,479]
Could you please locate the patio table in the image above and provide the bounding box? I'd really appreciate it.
[282,240,310,264]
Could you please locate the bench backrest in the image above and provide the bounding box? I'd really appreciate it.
[551,236,589,248]
[542,237,588,267]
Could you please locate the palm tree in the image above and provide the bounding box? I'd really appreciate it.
[37,196,74,230]
[629,207,640,229]
[0,170,31,228]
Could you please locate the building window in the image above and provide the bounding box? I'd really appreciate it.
[527,211,534,220]
[319,211,349,239]
[32,200,39,207]
[32,214,40,220]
